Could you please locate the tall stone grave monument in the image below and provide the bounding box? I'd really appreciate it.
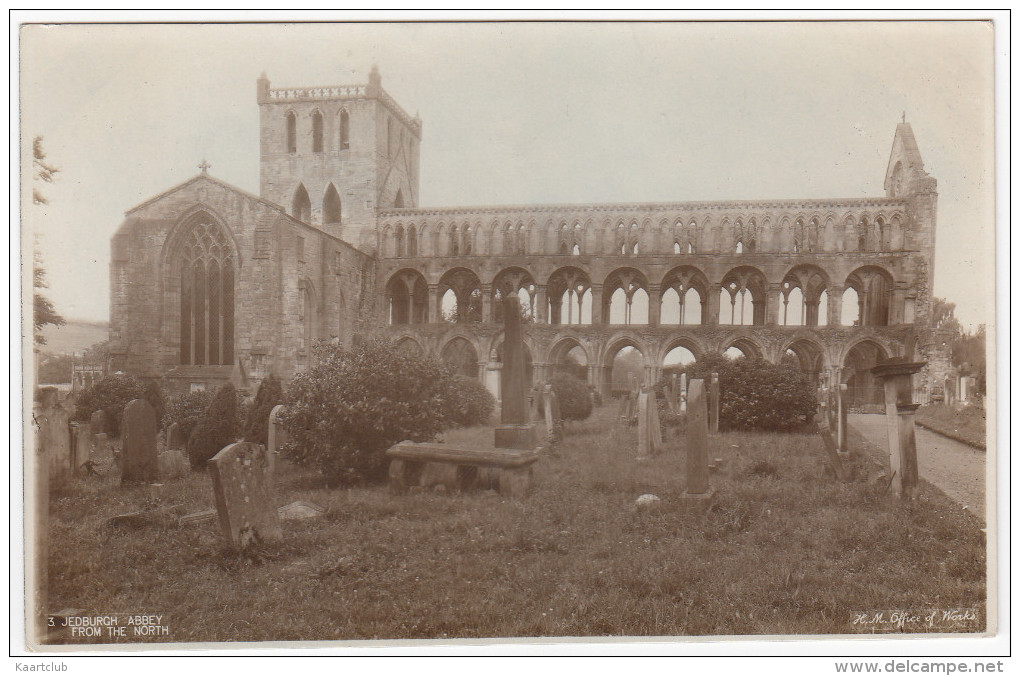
[871,358,926,500]
[208,441,282,548]
[267,404,288,474]
[494,295,538,450]
[121,399,159,483]
[683,378,712,503]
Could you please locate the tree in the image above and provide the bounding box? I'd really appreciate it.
[953,325,987,395]
[31,137,64,344]
[932,297,962,337]
[33,250,64,345]
[32,136,59,205]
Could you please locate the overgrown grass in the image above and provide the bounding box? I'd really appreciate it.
[916,404,987,450]
[44,407,985,644]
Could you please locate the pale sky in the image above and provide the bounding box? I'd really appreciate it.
[19,21,995,331]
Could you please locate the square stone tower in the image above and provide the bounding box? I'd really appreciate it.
[257,65,421,252]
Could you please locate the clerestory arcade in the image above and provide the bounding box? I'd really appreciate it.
[109,67,943,409]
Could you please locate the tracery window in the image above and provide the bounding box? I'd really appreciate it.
[179,221,234,365]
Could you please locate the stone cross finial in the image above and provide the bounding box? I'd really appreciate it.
[199,159,211,173]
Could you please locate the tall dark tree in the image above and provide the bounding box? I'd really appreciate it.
[32,136,59,205]
[31,136,64,344]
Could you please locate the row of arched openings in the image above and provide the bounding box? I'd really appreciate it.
[285,109,350,154]
[386,265,894,328]
[382,214,905,258]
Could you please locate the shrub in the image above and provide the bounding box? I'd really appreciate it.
[548,373,593,422]
[187,383,240,469]
[666,355,816,432]
[162,389,215,443]
[142,380,166,428]
[242,374,285,446]
[282,340,452,484]
[443,375,495,428]
[72,374,147,436]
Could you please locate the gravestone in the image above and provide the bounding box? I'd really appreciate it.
[94,432,110,456]
[838,383,849,452]
[637,387,664,458]
[267,404,287,474]
[166,422,187,451]
[708,372,720,433]
[38,402,72,480]
[89,409,106,437]
[668,373,679,413]
[682,379,712,502]
[207,441,282,548]
[871,359,926,500]
[494,295,537,450]
[679,373,688,413]
[158,449,190,480]
[71,423,91,474]
[541,383,562,444]
[120,399,159,483]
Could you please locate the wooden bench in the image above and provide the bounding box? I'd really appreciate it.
[386,442,539,498]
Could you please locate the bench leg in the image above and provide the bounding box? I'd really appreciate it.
[388,459,407,494]
[498,465,533,498]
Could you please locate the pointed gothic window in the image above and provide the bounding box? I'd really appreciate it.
[311,111,324,152]
[339,109,350,150]
[179,219,234,366]
[286,112,297,153]
[323,184,341,225]
[292,184,311,222]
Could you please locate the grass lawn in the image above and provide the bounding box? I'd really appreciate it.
[44,406,985,644]
[915,404,987,450]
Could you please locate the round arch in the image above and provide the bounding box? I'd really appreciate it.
[657,335,707,367]
[841,338,890,409]
[440,335,481,378]
[720,335,766,361]
[385,268,429,325]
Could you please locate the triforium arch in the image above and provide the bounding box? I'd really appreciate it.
[162,208,239,367]
[385,269,429,325]
[780,335,827,384]
[781,264,830,327]
[845,265,894,327]
[438,267,483,323]
[491,266,538,322]
[604,267,649,325]
[721,334,766,361]
[658,335,706,368]
[546,266,592,325]
[659,265,708,325]
[720,266,767,326]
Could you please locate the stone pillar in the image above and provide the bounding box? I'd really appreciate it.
[587,364,596,386]
[871,359,926,500]
[534,285,548,324]
[766,283,782,326]
[838,383,848,452]
[430,283,442,323]
[685,379,710,496]
[706,283,722,326]
[827,286,843,327]
[590,284,604,325]
[890,284,908,325]
[708,372,720,433]
[647,284,661,326]
[480,284,493,323]
[485,360,502,402]
[495,295,537,450]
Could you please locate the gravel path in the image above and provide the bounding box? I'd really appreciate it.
[850,413,986,524]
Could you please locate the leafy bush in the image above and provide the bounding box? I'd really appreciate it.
[443,375,495,428]
[548,373,593,422]
[187,383,240,469]
[282,340,452,484]
[162,389,215,442]
[242,374,285,446]
[72,374,147,436]
[664,354,817,432]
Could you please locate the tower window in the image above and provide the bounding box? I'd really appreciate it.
[339,109,350,150]
[311,111,323,153]
[285,112,297,154]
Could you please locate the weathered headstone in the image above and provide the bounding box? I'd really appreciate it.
[494,295,537,450]
[120,399,159,483]
[636,388,650,458]
[89,409,106,437]
[679,373,687,413]
[267,404,287,474]
[158,449,190,480]
[38,402,72,480]
[166,422,187,451]
[94,432,110,456]
[708,372,720,433]
[71,423,91,474]
[649,390,663,453]
[541,383,562,444]
[668,373,679,413]
[207,441,282,548]
[838,383,849,452]
[683,379,711,501]
[871,359,926,500]
[637,387,664,458]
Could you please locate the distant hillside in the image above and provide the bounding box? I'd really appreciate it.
[37,319,109,356]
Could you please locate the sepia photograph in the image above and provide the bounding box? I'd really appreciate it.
[15,16,1004,661]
